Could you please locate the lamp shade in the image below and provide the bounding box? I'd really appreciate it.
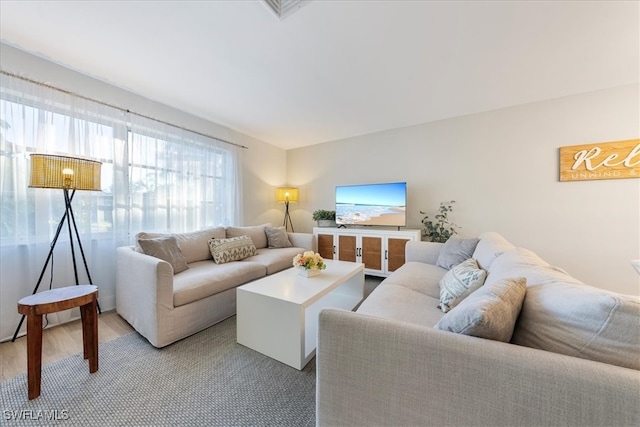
[276,187,298,203]
[29,154,102,191]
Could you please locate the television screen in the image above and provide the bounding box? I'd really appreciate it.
[336,182,406,226]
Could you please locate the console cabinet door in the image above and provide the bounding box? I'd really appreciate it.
[317,233,336,260]
[386,237,410,273]
[338,235,357,262]
[361,236,383,273]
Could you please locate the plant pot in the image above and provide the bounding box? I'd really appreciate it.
[297,268,320,278]
[317,220,337,228]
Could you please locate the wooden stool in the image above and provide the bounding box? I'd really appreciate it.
[17,285,99,399]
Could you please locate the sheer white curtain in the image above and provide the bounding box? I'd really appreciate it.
[0,73,242,341]
[127,115,241,234]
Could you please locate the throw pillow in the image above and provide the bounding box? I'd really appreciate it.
[135,231,167,253]
[265,226,293,248]
[208,235,257,264]
[138,236,189,274]
[438,258,487,313]
[225,224,270,249]
[434,277,527,342]
[436,236,480,270]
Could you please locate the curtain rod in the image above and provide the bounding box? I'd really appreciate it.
[0,70,249,150]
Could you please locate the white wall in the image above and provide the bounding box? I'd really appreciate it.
[287,85,640,296]
[0,43,287,316]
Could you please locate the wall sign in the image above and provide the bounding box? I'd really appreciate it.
[559,139,640,182]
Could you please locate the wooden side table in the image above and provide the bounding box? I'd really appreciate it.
[17,285,99,399]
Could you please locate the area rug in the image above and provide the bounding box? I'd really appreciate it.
[1,316,316,426]
[1,275,384,426]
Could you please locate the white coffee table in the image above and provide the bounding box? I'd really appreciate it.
[236,259,365,370]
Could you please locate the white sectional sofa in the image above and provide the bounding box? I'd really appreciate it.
[116,224,315,348]
[317,232,640,426]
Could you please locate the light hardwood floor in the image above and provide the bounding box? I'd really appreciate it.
[0,310,134,382]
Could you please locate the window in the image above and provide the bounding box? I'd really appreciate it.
[0,73,242,342]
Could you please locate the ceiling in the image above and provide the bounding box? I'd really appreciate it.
[0,1,638,150]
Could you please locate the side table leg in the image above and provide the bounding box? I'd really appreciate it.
[81,301,89,359]
[25,310,43,400]
[80,297,98,373]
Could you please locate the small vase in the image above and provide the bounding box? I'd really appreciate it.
[298,268,320,278]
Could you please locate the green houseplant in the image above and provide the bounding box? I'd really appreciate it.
[312,209,336,227]
[420,200,459,243]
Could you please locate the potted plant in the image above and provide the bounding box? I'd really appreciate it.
[420,200,459,243]
[312,209,336,227]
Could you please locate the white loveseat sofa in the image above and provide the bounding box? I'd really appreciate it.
[317,232,639,426]
[116,224,315,347]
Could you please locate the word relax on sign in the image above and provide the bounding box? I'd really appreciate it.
[559,139,640,182]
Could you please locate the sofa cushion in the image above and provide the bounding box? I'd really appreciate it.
[472,232,515,270]
[265,226,293,248]
[226,224,270,249]
[138,236,189,274]
[485,247,584,288]
[435,277,527,342]
[241,247,304,275]
[514,280,640,370]
[136,227,226,263]
[438,258,487,313]
[380,262,446,299]
[492,247,640,370]
[173,260,266,307]
[175,227,226,263]
[208,236,257,264]
[436,236,480,270]
[357,284,444,328]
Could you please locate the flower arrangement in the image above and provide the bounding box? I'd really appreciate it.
[293,251,327,271]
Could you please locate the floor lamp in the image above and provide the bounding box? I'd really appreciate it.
[276,187,298,232]
[12,154,103,342]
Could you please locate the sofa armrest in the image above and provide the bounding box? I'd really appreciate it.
[405,240,443,264]
[287,232,317,252]
[317,309,640,427]
[116,246,175,345]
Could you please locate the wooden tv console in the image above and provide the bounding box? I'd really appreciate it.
[313,227,421,277]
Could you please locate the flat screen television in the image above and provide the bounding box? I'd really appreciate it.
[335,182,407,227]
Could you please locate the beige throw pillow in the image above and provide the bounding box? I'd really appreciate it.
[438,258,487,313]
[265,226,293,248]
[435,277,527,342]
[436,236,480,270]
[138,236,189,274]
[135,227,226,263]
[208,236,257,264]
